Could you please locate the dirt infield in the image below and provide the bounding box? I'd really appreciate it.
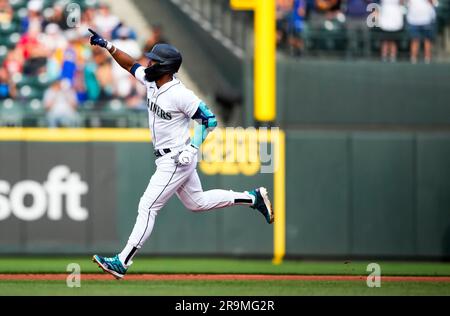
[1,274,450,282]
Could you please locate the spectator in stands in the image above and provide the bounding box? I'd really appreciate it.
[112,25,140,56]
[314,0,342,19]
[378,0,405,62]
[111,26,142,98]
[60,29,88,86]
[343,0,371,56]
[91,47,113,101]
[74,67,88,103]
[0,66,16,99]
[44,78,79,128]
[287,0,307,56]
[18,28,41,60]
[125,76,147,110]
[276,0,293,48]
[124,55,147,110]
[84,50,102,102]
[112,22,138,41]
[44,1,69,31]
[81,4,96,29]
[73,27,93,68]
[42,23,68,53]
[72,17,101,103]
[143,24,169,53]
[93,3,120,38]
[3,47,24,76]
[60,46,77,85]
[406,0,437,64]
[0,0,13,25]
[21,0,44,34]
[17,28,49,75]
[71,28,93,104]
[343,0,371,16]
[309,0,344,31]
[42,23,68,82]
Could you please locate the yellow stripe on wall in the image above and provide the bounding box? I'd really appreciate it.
[0,128,151,142]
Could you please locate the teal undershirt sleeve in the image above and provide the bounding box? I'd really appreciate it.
[191,124,208,149]
[191,102,218,149]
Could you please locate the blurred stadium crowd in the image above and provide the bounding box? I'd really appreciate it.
[276,0,448,61]
[0,0,167,128]
[0,0,449,128]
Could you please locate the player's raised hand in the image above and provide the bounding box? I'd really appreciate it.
[88,28,108,48]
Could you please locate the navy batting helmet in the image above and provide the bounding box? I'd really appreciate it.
[144,44,182,82]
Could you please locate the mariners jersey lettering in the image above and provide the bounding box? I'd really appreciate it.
[148,99,172,120]
[134,66,200,150]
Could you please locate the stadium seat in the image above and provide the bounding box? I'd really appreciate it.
[368,27,410,58]
[12,7,27,23]
[436,0,450,31]
[18,85,45,100]
[99,99,129,128]
[42,0,56,9]
[127,109,149,128]
[15,75,39,88]
[319,19,347,52]
[13,74,52,102]
[0,45,7,64]
[22,99,47,127]
[15,74,51,88]
[0,98,23,127]
[78,100,98,127]
[9,0,27,11]
[0,23,18,35]
[303,19,348,55]
[0,32,20,48]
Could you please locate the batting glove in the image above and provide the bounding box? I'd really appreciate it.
[88,28,111,49]
[174,145,198,166]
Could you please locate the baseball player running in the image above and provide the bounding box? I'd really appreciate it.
[88,29,274,279]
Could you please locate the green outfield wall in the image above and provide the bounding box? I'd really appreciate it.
[279,60,450,126]
[0,130,449,259]
[245,60,450,127]
[286,131,450,258]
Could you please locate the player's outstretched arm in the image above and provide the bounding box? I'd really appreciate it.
[88,28,135,73]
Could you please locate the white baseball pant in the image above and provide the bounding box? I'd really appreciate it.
[118,152,255,266]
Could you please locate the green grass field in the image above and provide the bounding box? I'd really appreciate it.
[0,257,449,296]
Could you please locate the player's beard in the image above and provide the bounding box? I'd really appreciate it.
[144,65,166,82]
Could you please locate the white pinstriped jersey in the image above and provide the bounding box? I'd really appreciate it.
[134,66,201,150]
